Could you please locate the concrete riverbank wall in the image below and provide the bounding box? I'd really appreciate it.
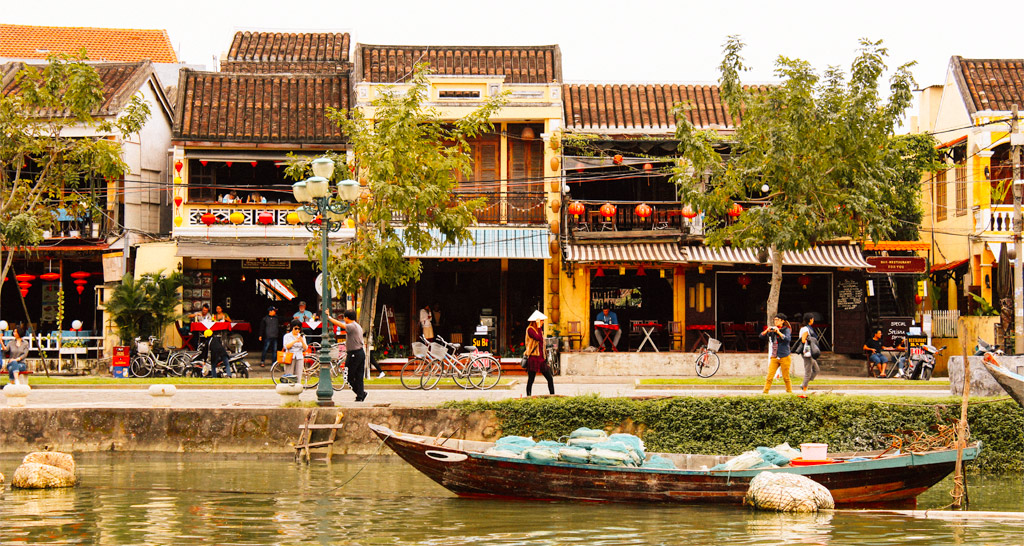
[0,407,500,456]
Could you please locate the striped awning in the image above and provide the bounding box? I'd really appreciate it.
[402,228,550,259]
[564,243,687,262]
[685,244,874,269]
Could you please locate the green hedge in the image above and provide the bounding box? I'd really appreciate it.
[443,395,1023,474]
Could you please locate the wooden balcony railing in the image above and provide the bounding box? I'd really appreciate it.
[564,200,706,235]
[391,192,547,225]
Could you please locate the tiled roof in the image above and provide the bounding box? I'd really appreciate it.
[356,44,561,83]
[952,56,1024,114]
[222,31,351,74]
[0,24,177,63]
[563,83,758,133]
[173,69,348,143]
[2,61,158,117]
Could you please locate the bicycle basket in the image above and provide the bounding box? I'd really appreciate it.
[428,342,448,361]
[411,342,428,358]
[328,345,343,360]
[137,341,150,354]
[707,338,722,352]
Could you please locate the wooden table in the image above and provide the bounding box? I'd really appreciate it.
[634,322,663,352]
[595,323,619,352]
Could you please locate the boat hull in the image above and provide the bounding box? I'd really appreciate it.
[369,424,980,507]
[982,359,1024,408]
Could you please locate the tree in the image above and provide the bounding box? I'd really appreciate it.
[287,65,505,340]
[674,37,922,321]
[0,54,150,307]
[104,272,185,345]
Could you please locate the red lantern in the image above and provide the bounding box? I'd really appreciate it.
[20,289,28,297]
[568,202,586,217]
[798,274,811,290]
[15,274,36,282]
[727,203,743,217]
[636,265,646,276]
[257,212,275,225]
[226,161,233,168]
[73,279,88,286]
[634,203,652,220]
[642,163,653,172]
[575,161,586,174]
[681,205,698,219]
[200,160,208,167]
[612,154,623,165]
[174,196,183,207]
[76,285,85,295]
[313,216,323,225]
[40,272,61,281]
[737,274,751,290]
[201,212,216,226]
[70,271,91,280]
[595,268,604,277]
[18,282,32,289]
[914,294,924,305]
[174,160,183,172]
[599,203,616,219]
[251,161,258,167]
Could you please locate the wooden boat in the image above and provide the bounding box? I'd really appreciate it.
[982,355,1024,408]
[369,423,981,507]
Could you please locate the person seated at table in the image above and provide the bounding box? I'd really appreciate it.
[892,336,909,378]
[593,306,621,350]
[213,304,231,322]
[219,190,239,204]
[293,301,314,324]
[189,304,211,322]
[863,329,894,377]
[246,191,267,204]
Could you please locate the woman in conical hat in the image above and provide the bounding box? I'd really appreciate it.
[524,310,554,396]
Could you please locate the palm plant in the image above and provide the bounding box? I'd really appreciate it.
[105,271,185,344]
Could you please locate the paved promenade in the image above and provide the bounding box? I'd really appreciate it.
[1,375,953,409]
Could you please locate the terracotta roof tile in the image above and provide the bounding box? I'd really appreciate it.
[953,56,1024,114]
[173,70,347,143]
[0,24,177,63]
[356,44,561,83]
[562,83,764,133]
[2,61,156,117]
[222,31,351,73]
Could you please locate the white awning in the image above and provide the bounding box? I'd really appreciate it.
[564,242,687,262]
[685,244,873,268]
[402,228,550,259]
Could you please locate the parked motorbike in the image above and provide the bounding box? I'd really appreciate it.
[186,338,250,378]
[906,344,945,381]
[974,337,1005,357]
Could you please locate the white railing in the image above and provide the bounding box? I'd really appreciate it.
[1,333,106,370]
[927,310,960,338]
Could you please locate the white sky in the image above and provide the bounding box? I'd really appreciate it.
[5,0,1022,102]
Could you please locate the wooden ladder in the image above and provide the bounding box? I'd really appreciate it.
[293,409,345,463]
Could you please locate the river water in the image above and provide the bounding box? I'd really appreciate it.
[0,454,1020,545]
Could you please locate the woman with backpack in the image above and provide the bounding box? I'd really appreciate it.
[798,316,821,395]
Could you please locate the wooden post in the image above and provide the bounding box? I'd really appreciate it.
[951,322,971,509]
[1012,105,1023,354]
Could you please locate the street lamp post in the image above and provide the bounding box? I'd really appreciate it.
[293,157,360,407]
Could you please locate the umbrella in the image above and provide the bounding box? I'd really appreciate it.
[998,242,1011,300]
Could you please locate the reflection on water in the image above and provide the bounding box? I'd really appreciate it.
[0,454,1020,545]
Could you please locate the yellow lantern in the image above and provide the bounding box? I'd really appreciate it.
[345,218,355,228]
[549,156,560,171]
[173,216,182,227]
[173,176,182,185]
[286,212,300,225]
[229,211,244,225]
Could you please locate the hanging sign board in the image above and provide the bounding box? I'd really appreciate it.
[865,256,927,274]
[242,258,290,269]
[384,305,398,344]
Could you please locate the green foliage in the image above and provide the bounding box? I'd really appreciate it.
[0,53,151,300]
[673,37,922,319]
[968,292,999,316]
[104,271,185,344]
[444,395,1023,474]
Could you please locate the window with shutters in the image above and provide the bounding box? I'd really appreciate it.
[508,124,545,223]
[955,164,967,216]
[455,135,500,222]
[935,169,947,222]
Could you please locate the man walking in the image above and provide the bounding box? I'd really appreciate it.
[258,306,280,367]
[328,309,368,402]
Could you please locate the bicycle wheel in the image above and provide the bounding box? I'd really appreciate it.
[301,356,321,390]
[400,358,427,390]
[695,351,720,378]
[331,360,349,391]
[471,355,502,390]
[129,355,153,378]
[452,355,475,389]
[547,346,561,376]
[420,360,445,390]
[270,361,283,385]
[166,351,191,377]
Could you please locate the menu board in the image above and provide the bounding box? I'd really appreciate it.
[833,274,867,354]
[836,279,865,311]
[185,271,212,311]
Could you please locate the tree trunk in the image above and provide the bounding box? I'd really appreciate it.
[358,278,380,357]
[766,244,784,323]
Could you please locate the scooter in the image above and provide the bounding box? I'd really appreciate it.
[187,338,250,378]
[974,337,1005,357]
[906,344,945,381]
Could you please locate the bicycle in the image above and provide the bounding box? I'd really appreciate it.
[545,337,561,376]
[271,343,348,391]
[694,337,721,378]
[130,337,190,377]
[420,336,482,390]
[400,342,431,390]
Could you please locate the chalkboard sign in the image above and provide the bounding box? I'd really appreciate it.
[836,279,864,311]
[833,274,867,354]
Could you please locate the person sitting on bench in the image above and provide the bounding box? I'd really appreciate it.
[594,306,621,350]
[863,329,894,377]
[3,327,30,384]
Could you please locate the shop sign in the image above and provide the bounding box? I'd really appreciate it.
[866,256,927,274]
[242,258,290,270]
[878,316,912,345]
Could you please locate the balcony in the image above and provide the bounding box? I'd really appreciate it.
[173,203,354,240]
[564,200,705,241]
[389,192,548,225]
